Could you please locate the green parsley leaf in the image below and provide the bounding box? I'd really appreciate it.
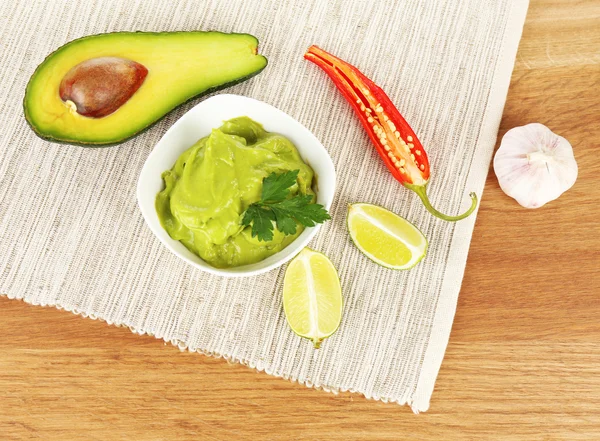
[260,170,299,203]
[271,196,331,227]
[242,170,331,242]
[242,205,276,242]
[292,203,332,226]
[272,207,298,235]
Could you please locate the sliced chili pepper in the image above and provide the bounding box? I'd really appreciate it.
[304,45,477,222]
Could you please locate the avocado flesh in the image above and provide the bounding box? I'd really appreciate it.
[24,31,268,146]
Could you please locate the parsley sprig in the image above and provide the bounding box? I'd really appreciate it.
[242,170,331,242]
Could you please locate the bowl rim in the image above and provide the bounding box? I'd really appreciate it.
[137,94,336,278]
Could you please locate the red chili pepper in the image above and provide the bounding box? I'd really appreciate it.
[304,45,477,222]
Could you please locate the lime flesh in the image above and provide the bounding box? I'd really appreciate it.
[347,203,427,270]
[283,248,342,348]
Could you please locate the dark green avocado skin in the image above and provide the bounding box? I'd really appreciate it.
[23,31,268,148]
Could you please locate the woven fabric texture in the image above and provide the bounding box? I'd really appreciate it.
[0,0,528,412]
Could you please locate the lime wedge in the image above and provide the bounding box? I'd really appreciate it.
[283,248,342,348]
[347,203,427,270]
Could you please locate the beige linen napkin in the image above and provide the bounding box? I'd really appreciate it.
[0,0,528,411]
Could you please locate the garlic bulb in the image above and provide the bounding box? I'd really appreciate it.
[493,123,578,208]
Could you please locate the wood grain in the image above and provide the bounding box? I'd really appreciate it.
[1,1,599,439]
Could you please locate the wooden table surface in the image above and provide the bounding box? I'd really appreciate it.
[2,1,599,440]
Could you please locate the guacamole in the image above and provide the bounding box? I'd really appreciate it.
[156,117,315,268]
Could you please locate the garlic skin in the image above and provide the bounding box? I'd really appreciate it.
[493,123,578,208]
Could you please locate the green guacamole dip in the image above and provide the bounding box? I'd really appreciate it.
[156,117,315,268]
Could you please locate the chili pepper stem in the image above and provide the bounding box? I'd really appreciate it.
[404,182,477,222]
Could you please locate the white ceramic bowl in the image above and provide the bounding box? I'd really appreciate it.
[137,94,336,277]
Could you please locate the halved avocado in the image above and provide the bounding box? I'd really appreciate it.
[24,31,268,146]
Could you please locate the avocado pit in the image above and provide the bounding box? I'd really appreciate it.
[59,57,148,118]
